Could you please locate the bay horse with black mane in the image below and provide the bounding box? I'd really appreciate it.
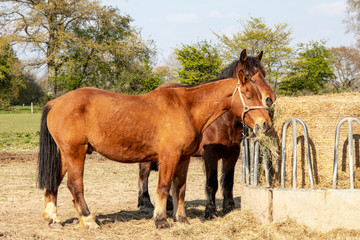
[37,64,271,229]
[137,49,275,219]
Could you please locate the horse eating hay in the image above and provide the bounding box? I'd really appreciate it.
[137,50,275,219]
[37,68,271,229]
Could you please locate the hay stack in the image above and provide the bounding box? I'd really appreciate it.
[271,92,360,189]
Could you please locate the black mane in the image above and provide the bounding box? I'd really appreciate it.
[173,77,229,89]
[168,54,265,89]
[216,60,239,80]
[216,56,265,80]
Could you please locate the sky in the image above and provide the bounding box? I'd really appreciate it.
[101,0,354,65]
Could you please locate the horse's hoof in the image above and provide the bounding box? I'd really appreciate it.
[175,215,190,224]
[138,192,154,209]
[204,210,218,220]
[223,203,235,215]
[138,200,154,210]
[204,205,218,220]
[49,219,63,229]
[79,215,100,229]
[155,218,170,229]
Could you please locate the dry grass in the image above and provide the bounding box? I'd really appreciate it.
[1,152,360,240]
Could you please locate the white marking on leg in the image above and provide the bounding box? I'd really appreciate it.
[79,214,99,229]
[43,202,58,222]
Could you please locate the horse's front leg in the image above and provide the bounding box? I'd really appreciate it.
[203,147,220,219]
[153,153,181,229]
[221,145,240,214]
[171,157,190,224]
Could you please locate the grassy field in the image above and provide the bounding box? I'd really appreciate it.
[0,106,41,152]
[0,105,42,114]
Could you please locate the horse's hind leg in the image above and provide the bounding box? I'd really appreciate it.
[171,157,190,224]
[42,156,67,228]
[65,147,99,229]
[138,162,154,209]
[221,145,240,214]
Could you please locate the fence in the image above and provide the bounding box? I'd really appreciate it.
[239,117,360,232]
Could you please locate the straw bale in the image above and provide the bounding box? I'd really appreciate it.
[270,92,360,189]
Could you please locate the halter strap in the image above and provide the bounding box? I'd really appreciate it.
[232,79,266,122]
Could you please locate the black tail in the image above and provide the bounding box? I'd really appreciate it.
[37,105,61,192]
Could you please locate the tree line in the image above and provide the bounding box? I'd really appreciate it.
[0,0,359,109]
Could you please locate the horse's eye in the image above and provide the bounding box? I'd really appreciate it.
[245,92,252,100]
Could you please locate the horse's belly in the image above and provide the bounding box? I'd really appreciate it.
[92,143,158,163]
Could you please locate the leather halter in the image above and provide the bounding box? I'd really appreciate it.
[232,77,266,121]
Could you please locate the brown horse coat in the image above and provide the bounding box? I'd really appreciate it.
[38,71,271,229]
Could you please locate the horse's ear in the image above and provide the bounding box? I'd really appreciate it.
[239,49,247,64]
[238,70,246,84]
[257,51,263,61]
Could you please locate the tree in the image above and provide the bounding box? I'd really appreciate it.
[215,17,293,90]
[279,40,335,96]
[56,5,156,94]
[153,65,177,83]
[0,41,25,109]
[330,46,360,92]
[14,72,44,105]
[0,0,154,95]
[344,0,360,47]
[174,40,222,85]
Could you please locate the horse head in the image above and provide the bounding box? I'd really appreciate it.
[230,70,271,134]
[236,49,276,108]
[251,71,276,108]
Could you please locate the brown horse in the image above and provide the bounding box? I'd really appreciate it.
[137,50,275,219]
[37,69,271,229]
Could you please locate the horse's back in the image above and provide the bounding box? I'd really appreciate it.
[44,87,199,162]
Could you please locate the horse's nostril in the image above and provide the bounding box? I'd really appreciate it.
[266,97,273,108]
[263,121,269,131]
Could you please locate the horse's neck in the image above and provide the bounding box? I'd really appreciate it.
[178,78,237,133]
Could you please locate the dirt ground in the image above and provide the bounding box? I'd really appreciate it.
[1,152,360,240]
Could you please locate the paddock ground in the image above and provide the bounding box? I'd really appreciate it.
[1,152,360,240]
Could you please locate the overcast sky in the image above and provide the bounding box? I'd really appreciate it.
[103,0,353,63]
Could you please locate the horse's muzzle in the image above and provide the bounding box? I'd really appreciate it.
[254,121,270,135]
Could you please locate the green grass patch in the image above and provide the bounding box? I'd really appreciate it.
[0,105,42,114]
[0,132,39,152]
[0,112,41,152]
[0,113,41,132]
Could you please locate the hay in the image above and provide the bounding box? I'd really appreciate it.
[270,92,360,189]
[253,132,279,159]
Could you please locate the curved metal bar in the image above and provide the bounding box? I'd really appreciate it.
[333,117,360,189]
[241,141,247,183]
[253,140,260,186]
[292,119,297,189]
[242,125,270,187]
[263,147,271,187]
[281,119,291,188]
[250,139,255,184]
[281,118,314,188]
[262,147,270,187]
[242,125,249,183]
